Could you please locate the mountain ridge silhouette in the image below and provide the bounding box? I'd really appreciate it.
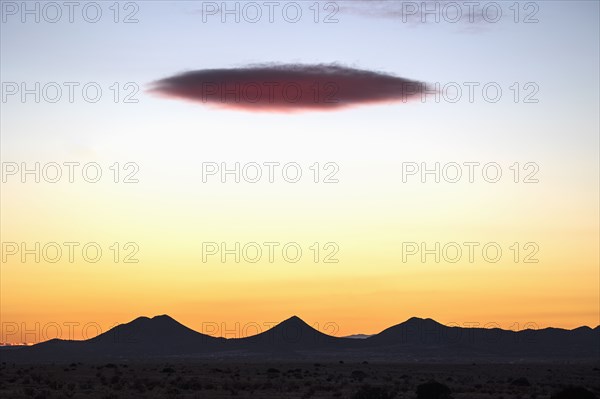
[2,315,598,363]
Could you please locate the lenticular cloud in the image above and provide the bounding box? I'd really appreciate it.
[149,64,431,113]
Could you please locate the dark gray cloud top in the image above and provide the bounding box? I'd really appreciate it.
[149,64,430,112]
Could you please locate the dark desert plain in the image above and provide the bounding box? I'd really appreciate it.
[1,361,599,399]
[1,315,598,398]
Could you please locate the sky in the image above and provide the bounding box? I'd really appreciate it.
[0,0,598,344]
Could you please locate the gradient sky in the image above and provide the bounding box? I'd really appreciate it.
[1,1,598,344]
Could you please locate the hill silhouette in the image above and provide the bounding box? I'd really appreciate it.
[229,315,342,352]
[1,315,225,362]
[89,315,221,345]
[2,315,598,363]
[364,317,600,361]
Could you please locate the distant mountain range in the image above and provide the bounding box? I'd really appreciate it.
[343,334,373,339]
[2,315,598,363]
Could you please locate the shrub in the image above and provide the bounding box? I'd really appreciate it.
[551,386,597,399]
[416,380,452,399]
[353,385,393,399]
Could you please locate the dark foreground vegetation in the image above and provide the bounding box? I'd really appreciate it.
[0,361,598,399]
